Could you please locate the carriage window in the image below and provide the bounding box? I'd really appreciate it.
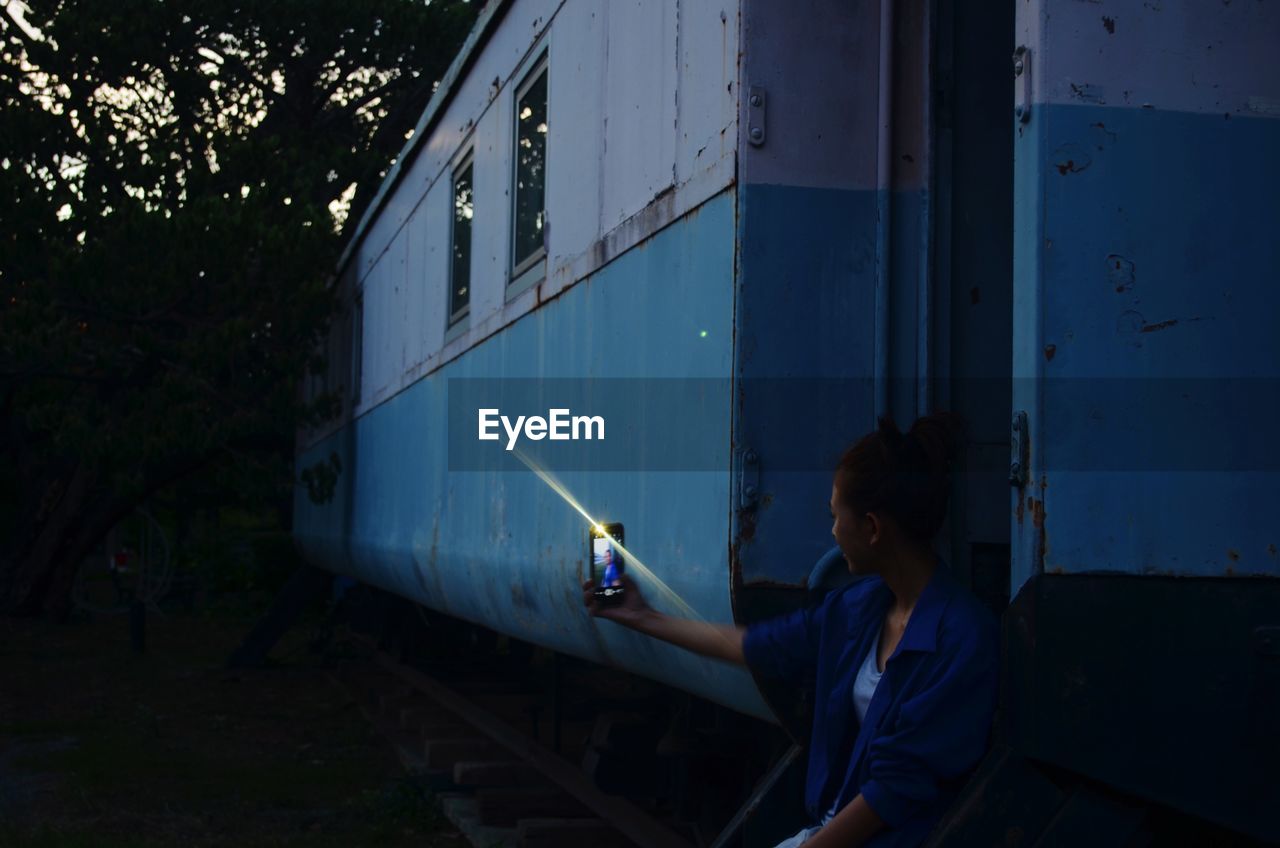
[511,57,548,279]
[449,155,474,325]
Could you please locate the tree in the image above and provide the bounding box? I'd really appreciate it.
[0,0,479,616]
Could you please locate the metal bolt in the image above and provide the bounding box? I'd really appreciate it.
[743,484,758,500]
[744,449,758,464]
[749,94,762,107]
[749,126,763,143]
[1014,59,1024,76]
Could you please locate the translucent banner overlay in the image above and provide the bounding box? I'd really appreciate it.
[445,378,1280,472]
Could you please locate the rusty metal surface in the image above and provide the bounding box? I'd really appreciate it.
[1012,0,1280,587]
[296,192,772,722]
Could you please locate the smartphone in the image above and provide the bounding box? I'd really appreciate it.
[589,523,626,606]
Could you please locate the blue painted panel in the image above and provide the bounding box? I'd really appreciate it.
[296,191,772,719]
[732,185,939,587]
[888,189,930,425]
[1032,105,1280,578]
[1011,84,1049,598]
[733,184,878,586]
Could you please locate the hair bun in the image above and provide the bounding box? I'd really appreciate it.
[907,411,967,473]
[835,410,967,542]
[876,416,905,463]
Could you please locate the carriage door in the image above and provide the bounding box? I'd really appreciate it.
[933,0,1015,615]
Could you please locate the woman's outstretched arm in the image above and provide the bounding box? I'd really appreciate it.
[582,576,746,664]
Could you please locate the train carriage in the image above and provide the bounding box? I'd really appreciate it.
[295,0,1279,842]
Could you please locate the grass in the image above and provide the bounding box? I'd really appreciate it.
[0,595,464,847]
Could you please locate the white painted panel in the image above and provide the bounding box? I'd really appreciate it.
[378,163,417,293]
[1035,0,1280,115]
[470,98,510,320]
[392,230,410,376]
[603,0,677,231]
[676,0,737,185]
[738,0,879,191]
[355,241,374,293]
[329,0,743,424]
[658,2,678,190]
[355,248,370,408]
[402,205,424,371]
[376,256,394,404]
[358,0,563,286]
[368,257,387,406]
[545,0,605,267]
[358,257,375,411]
[365,255,378,406]
[429,182,452,351]
[415,189,446,365]
[360,187,401,284]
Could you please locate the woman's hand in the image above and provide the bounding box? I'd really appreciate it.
[582,575,747,665]
[581,575,653,628]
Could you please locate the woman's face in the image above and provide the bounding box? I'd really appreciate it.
[830,481,878,574]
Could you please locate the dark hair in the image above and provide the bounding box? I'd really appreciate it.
[834,411,967,541]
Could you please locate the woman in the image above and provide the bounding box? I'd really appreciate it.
[582,413,999,847]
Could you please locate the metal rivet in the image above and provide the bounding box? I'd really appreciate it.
[743,484,758,499]
[745,450,758,464]
[1014,59,1024,76]
[749,126,763,142]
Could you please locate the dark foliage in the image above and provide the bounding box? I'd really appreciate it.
[0,0,479,615]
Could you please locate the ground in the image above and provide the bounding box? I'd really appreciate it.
[0,593,464,847]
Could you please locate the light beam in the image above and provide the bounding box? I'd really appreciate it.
[510,447,709,624]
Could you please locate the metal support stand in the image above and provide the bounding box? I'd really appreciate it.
[709,743,803,848]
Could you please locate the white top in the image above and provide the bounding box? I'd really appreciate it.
[852,624,885,726]
[818,627,887,827]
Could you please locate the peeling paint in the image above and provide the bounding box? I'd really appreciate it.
[1245,96,1280,117]
[1068,82,1106,105]
[1052,144,1093,175]
[1107,254,1135,292]
[1030,498,1046,530]
[1090,122,1117,151]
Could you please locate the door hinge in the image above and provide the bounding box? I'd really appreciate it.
[739,447,760,508]
[1012,46,1031,124]
[1010,411,1029,487]
[747,86,766,147]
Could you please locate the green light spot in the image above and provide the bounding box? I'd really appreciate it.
[699,330,708,338]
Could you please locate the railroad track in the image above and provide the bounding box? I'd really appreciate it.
[329,635,698,848]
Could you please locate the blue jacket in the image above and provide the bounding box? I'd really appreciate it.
[742,559,999,847]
